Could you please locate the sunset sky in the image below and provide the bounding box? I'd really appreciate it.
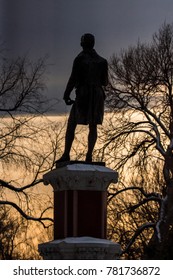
[1,0,173,113]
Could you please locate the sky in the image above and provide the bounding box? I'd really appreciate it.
[1,0,173,113]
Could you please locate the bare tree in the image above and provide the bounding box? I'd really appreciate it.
[102,23,173,259]
[0,52,56,230]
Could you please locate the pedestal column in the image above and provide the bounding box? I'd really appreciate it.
[38,162,121,259]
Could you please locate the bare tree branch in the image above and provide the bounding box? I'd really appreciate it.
[121,222,155,255]
[108,185,161,203]
[0,179,43,192]
[0,201,53,228]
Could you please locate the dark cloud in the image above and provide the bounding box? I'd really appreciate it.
[1,0,173,113]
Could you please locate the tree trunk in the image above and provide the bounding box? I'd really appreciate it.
[144,154,173,259]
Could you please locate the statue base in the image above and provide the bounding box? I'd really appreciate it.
[38,236,121,260]
[40,162,121,259]
[55,160,105,169]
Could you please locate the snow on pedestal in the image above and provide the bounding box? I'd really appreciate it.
[38,163,121,259]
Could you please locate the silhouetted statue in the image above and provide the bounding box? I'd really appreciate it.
[57,33,108,162]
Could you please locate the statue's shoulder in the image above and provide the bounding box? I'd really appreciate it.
[74,50,107,67]
[73,52,85,64]
[75,51,84,59]
[93,51,107,64]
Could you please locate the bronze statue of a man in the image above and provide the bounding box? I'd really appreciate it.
[57,33,108,162]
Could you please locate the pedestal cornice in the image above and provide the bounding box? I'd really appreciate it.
[43,163,118,191]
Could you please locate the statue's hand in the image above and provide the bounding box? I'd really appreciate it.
[64,97,75,105]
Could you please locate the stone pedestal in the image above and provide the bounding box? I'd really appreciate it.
[39,236,121,260]
[53,189,107,239]
[38,162,121,259]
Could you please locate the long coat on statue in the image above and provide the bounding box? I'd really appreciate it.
[63,49,108,125]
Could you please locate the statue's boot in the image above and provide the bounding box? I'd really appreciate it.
[85,152,92,162]
[55,153,70,163]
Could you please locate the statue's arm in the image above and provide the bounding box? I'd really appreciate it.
[63,58,78,101]
[102,60,108,86]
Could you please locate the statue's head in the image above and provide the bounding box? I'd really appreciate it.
[80,33,95,49]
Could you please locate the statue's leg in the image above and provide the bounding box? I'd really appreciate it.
[63,119,77,159]
[56,107,77,162]
[86,124,97,162]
